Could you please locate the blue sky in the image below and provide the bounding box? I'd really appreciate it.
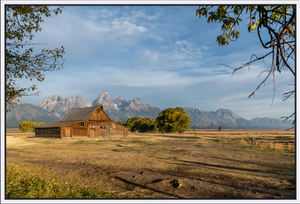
[12,5,295,120]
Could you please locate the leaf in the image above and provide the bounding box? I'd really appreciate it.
[251,23,256,32]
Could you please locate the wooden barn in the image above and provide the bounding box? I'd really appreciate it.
[35,105,128,139]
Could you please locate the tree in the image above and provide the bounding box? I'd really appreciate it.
[6,6,65,109]
[218,126,222,131]
[156,107,191,133]
[18,121,39,132]
[196,5,295,126]
[123,117,157,132]
[139,117,157,133]
[123,117,142,132]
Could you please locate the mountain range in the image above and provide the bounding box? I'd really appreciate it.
[6,91,293,129]
[6,100,60,128]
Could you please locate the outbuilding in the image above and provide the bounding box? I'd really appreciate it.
[35,105,128,138]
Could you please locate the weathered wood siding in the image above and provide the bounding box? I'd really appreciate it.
[35,128,61,138]
[61,127,71,138]
[88,107,110,121]
[73,128,88,136]
[110,122,125,129]
[123,128,128,137]
[110,128,123,137]
[88,125,110,138]
[69,121,87,128]
[88,120,110,127]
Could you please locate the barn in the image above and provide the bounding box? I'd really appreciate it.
[35,105,128,139]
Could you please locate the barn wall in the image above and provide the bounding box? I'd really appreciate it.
[109,121,129,137]
[110,128,124,137]
[69,121,87,128]
[73,127,88,136]
[110,122,126,129]
[35,128,61,138]
[123,128,128,137]
[88,124,110,138]
[88,120,110,127]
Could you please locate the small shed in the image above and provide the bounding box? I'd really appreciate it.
[35,105,128,139]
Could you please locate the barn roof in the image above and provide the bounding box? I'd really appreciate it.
[35,105,105,128]
[59,105,103,121]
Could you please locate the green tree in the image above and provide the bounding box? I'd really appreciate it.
[156,107,191,133]
[139,118,157,133]
[123,117,157,133]
[123,117,142,132]
[218,126,222,131]
[196,5,295,126]
[6,6,65,109]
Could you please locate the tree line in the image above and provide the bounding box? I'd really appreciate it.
[122,107,191,133]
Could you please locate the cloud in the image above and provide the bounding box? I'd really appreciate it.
[131,10,161,20]
[140,40,205,70]
[83,67,198,88]
[32,7,156,60]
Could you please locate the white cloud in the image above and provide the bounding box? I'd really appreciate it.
[144,50,159,60]
[148,33,163,41]
[143,40,203,61]
[131,10,146,18]
[88,8,117,20]
[131,10,160,20]
[147,13,160,20]
[139,40,205,71]
[175,40,188,45]
[33,7,151,59]
[86,67,198,88]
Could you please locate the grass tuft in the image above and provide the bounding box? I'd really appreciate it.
[6,164,140,199]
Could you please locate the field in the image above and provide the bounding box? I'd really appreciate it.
[5,129,296,199]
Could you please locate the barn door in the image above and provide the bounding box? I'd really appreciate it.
[90,127,96,137]
[99,127,104,137]
[65,127,71,138]
[103,126,110,138]
[123,128,128,137]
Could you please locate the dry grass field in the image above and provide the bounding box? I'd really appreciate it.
[5,129,295,199]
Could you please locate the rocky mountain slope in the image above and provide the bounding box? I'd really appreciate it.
[6,100,60,127]
[209,109,261,129]
[250,117,293,129]
[184,107,236,129]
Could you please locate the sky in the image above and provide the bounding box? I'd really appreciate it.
[6,3,296,120]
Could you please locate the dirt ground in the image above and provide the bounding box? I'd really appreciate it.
[5,130,296,199]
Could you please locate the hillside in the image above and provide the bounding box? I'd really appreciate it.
[6,101,60,128]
